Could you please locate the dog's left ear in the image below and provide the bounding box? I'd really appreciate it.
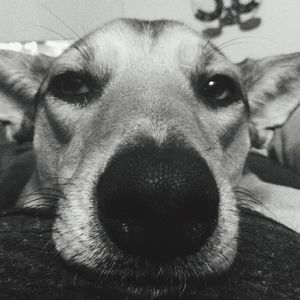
[0,50,53,144]
[238,53,300,148]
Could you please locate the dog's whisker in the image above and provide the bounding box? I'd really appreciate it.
[214,37,255,51]
[237,197,282,226]
[31,23,71,40]
[234,189,263,205]
[35,0,80,39]
[217,41,262,53]
[18,190,64,199]
[14,197,60,207]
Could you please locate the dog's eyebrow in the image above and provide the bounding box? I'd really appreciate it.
[186,44,242,86]
[48,38,112,85]
[49,34,103,75]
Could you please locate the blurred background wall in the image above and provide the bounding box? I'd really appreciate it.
[0,0,299,61]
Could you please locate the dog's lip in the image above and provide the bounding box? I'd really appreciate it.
[67,246,211,298]
[79,267,202,299]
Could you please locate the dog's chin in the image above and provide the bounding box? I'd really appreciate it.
[53,214,238,297]
[63,250,227,299]
[53,225,237,299]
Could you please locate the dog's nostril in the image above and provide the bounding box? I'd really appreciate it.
[97,143,219,260]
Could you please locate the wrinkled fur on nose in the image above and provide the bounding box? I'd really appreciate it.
[97,138,219,260]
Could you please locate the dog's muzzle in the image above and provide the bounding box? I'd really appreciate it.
[96,139,219,260]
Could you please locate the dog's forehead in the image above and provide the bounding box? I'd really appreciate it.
[88,19,207,56]
[54,19,236,76]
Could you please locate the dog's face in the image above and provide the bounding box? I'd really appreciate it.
[35,19,248,296]
[1,19,300,299]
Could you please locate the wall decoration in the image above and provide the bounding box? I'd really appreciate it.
[192,0,262,37]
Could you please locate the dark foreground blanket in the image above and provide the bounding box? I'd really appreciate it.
[0,209,299,300]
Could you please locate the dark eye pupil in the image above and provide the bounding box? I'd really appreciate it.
[206,80,228,99]
[201,75,239,105]
[49,72,91,98]
[206,80,233,100]
[60,77,83,95]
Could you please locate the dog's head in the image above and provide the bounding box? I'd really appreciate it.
[1,19,300,299]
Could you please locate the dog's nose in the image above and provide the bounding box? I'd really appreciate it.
[97,140,219,260]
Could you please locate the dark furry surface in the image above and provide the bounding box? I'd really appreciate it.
[0,209,299,300]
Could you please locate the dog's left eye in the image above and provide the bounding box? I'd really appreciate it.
[201,75,240,105]
[49,72,90,98]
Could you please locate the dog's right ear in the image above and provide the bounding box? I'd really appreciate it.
[238,53,300,149]
[0,50,53,144]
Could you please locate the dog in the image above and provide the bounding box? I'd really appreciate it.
[0,19,300,299]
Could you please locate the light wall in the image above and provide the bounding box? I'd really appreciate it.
[0,0,299,61]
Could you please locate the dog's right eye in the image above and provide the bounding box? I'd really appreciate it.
[191,73,242,108]
[49,72,91,99]
[201,75,241,106]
